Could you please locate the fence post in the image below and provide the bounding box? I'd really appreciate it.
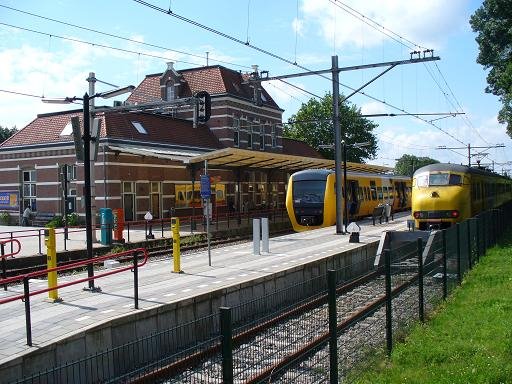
[417,238,424,322]
[456,223,462,284]
[161,219,164,238]
[384,249,393,356]
[475,216,480,263]
[38,229,43,255]
[327,270,338,384]
[442,230,447,300]
[220,307,233,384]
[467,220,472,270]
[23,276,32,346]
[133,251,139,309]
[127,222,131,243]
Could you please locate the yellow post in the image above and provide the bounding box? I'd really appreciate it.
[171,217,182,273]
[45,228,61,302]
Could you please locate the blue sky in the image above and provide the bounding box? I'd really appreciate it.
[0,0,510,171]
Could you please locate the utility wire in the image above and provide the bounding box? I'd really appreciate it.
[0,89,43,98]
[0,4,250,69]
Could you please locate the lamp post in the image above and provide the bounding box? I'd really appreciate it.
[43,85,134,290]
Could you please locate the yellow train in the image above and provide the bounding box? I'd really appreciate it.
[286,169,411,232]
[412,163,512,230]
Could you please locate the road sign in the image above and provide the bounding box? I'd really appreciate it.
[195,91,211,123]
[200,174,211,198]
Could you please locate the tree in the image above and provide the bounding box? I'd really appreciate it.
[284,93,378,163]
[394,154,439,177]
[0,125,17,143]
[470,0,512,138]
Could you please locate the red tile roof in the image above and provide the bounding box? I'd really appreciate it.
[282,138,325,159]
[0,110,222,151]
[127,65,280,109]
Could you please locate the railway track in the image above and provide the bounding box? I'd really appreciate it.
[128,256,442,383]
[2,229,294,278]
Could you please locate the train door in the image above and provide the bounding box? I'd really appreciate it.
[348,180,360,216]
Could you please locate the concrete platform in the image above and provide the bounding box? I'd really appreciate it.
[0,213,412,382]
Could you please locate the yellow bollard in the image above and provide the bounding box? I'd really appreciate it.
[171,217,183,273]
[45,228,61,302]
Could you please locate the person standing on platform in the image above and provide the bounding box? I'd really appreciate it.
[22,204,32,226]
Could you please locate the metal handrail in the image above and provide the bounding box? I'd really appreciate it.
[0,247,148,346]
[0,238,21,259]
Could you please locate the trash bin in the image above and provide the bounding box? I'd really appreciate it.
[99,208,113,245]
[112,208,125,243]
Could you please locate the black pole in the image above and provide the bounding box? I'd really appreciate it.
[1,243,6,291]
[63,164,69,241]
[343,142,348,233]
[442,230,447,300]
[38,229,42,255]
[475,216,480,263]
[417,238,424,322]
[133,251,139,309]
[332,55,343,235]
[220,307,233,384]
[384,249,393,356]
[456,223,462,284]
[83,92,95,290]
[327,270,339,384]
[23,276,32,346]
[467,219,473,269]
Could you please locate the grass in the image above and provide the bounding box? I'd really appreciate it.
[354,230,512,384]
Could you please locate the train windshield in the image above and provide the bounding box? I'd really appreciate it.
[293,180,326,203]
[416,173,462,187]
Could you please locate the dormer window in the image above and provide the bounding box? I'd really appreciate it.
[60,122,73,136]
[166,81,175,101]
[131,121,147,134]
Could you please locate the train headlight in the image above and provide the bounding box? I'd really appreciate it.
[413,211,421,219]
[451,210,459,218]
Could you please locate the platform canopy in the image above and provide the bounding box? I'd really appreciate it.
[185,147,393,174]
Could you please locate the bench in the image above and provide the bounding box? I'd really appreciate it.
[372,204,395,225]
[32,212,55,227]
[372,206,385,225]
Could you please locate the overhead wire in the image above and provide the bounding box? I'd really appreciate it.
[0,4,251,69]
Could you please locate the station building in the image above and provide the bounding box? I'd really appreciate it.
[0,63,331,224]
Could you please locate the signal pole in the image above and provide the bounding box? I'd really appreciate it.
[437,143,505,166]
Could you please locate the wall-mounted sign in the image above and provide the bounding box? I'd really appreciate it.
[0,191,19,210]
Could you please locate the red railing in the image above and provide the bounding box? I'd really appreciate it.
[1,238,21,291]
[0,247,148,346]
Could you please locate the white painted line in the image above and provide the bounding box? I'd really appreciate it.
[164,293,176,297]
[262,268,270,271]
[238,274,248,277]
[182,288,192,293]
[76,316,91,322]
[148,297,157,301]
[197,284,208,288]
[226,277,235,280]
[212,280,222,284]
[282,262,289,265]
[123,303,134,308]
[101,309,115,314]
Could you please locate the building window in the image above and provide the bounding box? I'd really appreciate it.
[67,165,77,181]
[271,125,277,148]
[23,169,36,211]
[233,117,240,147]
[248,126,253,149]
[259,126,265,151]
[166,81,175,101]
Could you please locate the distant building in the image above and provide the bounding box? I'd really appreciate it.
[0,63,325,224]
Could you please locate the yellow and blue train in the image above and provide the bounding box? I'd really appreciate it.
[412,163,512,230]
[286,169,411,232]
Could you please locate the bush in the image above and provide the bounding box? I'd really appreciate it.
[0,211,11,225]
[46,215,64,228]
[66,213,79,226]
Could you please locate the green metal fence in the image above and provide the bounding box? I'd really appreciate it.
[13,203,512,384]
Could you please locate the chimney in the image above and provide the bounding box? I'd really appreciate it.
[251,65,259,78]
[167,62,175,71]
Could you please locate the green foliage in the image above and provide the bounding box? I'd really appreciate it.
[109,245,126,255]
[46,215,64,228]
[284,92,378,162]
[354,230,512,383]
[470,0,512,138]
[0,211,11,225]
[394,154,439,176]
[66,213,79,226]
[0,125,17,143]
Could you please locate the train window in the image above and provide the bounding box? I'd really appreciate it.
[370,181,377,200]
[293,180,326,203]
[377,187,383,200]
[416,174,428,187]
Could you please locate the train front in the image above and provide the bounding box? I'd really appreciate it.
[286,169,335,231]
[412,165,469,230]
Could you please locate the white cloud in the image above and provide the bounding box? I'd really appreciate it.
[300,0,468,50]
[292,18,305,37]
